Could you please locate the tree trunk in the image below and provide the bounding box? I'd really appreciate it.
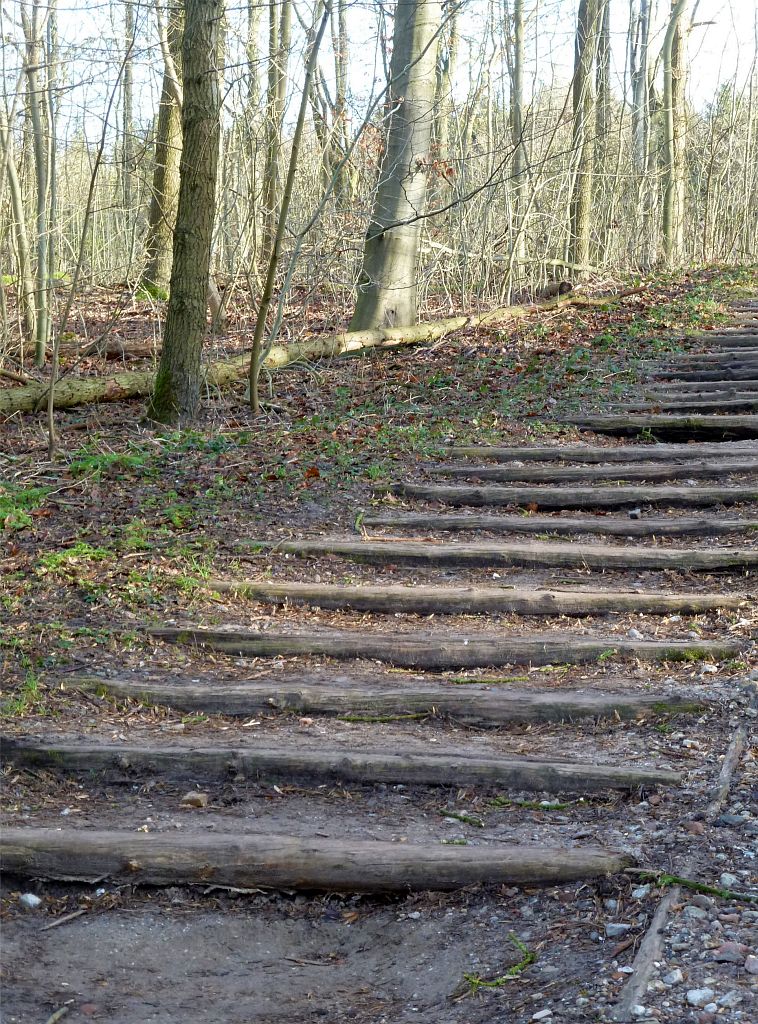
[21,0,50,366]
[143,6,183,294]
[507,0,527,274]
[146,0,221,424]
[0,120,36,347]
[662,0,689,266]
[568,0,601,272]
[261,0,291,262]
[350,0,442,330]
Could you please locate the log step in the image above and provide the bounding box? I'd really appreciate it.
[361,512,758,537]
[638,380,758,393]
[255,536,758,570]
[446,442,758,463]
[0,828,635,892]
[617,399,758,414]
[80,674,707,727]
[387,481,758,510]
[2,737,682,792]
[560,414,758,440]
[650,370,758,383]
[151,626,740,669]
[429,458,758,483]
[207,579,745,616]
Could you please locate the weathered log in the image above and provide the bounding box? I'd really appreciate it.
[82,674,706,727]
[151,625,739,669]
[640,380,758,393]
[206,578,745,616]
[430,457,758,483]
[649,370,758,383]
[2,737,682,791]
[0,828,635,892]
[0,294,615,417]
[361,511,758,537]
[562,414,758,440]
[388,481,758,510]
[446,442,758,462]
[616,399,758,414]
[258,536,758,570]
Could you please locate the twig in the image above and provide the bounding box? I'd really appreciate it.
[40,907,87,931]
[43,1007,71,1024]
[0,367,32,384]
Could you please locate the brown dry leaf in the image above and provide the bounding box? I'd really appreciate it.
[181,791,209,809]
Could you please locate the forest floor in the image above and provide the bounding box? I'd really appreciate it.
[1,266,757,1024]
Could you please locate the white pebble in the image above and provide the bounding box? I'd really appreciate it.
[19,893,42,910]
[686,988,715,1007]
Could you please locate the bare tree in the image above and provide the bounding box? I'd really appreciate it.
[662,0,689,265]
[350,0,442,330]
[147,0,222,424]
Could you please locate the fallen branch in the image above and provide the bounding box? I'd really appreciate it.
[0,291,639,417]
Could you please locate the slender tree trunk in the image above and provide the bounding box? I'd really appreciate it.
[0,121,37,348]
[568,0,601,272]
[22,0,50,366]
[261,0,291,262]
[147,0,222,424]
[662,0,689,266]
[122,0,136,272]
[506,0,527,274]
[350,0,442,330]
[143,6,183,293]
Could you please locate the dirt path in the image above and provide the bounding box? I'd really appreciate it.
[2,299,757,1024]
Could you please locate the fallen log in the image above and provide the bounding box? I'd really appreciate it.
[360,511,758,537]
[82,675,705,727]
[445,442,758,462]
[561,413,758,440]
[387,481,758,511]
[151,625,740,669]
[430,457,758,483]
[206,578,745,616]
[250,536,758,570]
[615,399,758,414]
[0,828,635,892]
[2,737,681,791]
[0,293,619,417]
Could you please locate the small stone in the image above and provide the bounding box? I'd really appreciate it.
[686,988,715,1007]
[604,898,619,911]
[627,628,644,640]
[744,954,758,975]
[662,968,684,986]
[19,893,42,910]
[700,664,718,674]
[630,1006,647,1018]
[718,872,738,888]
[531,1011,552,1021]
[685,820,705,835]
[714,813,746,828]
[703,1005,717,1014]
[628,508,642,520]
[632,885,652,899]
[717,991,743,1009]
[683,905,708,920]
[606,922,632,938]
[407,911,421,920]
[713,941,749,963]
[180,791,209,808]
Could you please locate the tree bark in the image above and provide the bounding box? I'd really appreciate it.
[350,0,442,329]
[146,0,221,424]
[143,6,183,293]
[662,0,689,265]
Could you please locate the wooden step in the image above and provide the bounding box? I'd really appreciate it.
[253,536,757,570]
[388,481,758,510]
[361,511,758,537]
[0,828,635,892]
[637,380,758,393]
[617,399,758,414]
[650,370,758,383]
[81,675,707,728]
[3,737,682,792]
[446,443,758,463]
[562,414,758,440]
[152,625,740,669]
[207,578,745,616]
[429,458,758,484]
